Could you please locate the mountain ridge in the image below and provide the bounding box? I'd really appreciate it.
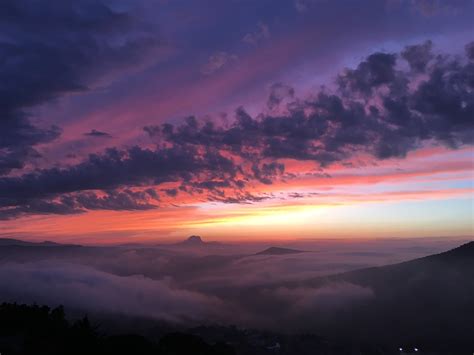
[256,246,306,255]
[0,238,79,247]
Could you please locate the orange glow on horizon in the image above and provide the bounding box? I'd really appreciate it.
[1,146,472,245]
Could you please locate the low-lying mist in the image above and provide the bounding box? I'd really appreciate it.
[0,236,472,346]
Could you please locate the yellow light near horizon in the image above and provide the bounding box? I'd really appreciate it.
[184,203,333,229]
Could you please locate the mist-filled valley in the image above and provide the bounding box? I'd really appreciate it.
[1,236,473,354]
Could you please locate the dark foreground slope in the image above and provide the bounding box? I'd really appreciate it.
[0,303,397,355]
[0,303,236,355]
[295,241,474,352]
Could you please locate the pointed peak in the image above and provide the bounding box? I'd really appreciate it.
[184,235,204,244]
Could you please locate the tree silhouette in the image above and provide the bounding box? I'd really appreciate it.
[0,303,236,355]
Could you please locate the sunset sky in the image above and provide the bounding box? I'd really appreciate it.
[0,0,473,244]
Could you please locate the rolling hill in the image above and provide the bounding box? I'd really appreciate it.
[289,241,474,352]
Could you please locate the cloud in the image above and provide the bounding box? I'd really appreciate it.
[0,144,243,219]
[0,261,221,323]
[84,129,112,138]
[155,41,473,163]
[0,118,61,175]
[466,41,474,61]
[337,52,397,95]
[200,52,238,75]
[401,40,434,72]
[163,188,178,197]
[0,257,374,330]
[407,0,472,16]
[272,283,373,309]
[242,22,270,46]
[74,189,159,211]
[2,40,473,218]
[386,0,472,16]
[0,0,161,175]
[0,189,161,219]
[294,0,325,13]
[267,83,295,110]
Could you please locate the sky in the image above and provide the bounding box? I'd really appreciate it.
[0,0,473,244]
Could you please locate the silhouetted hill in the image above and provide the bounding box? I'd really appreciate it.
[320,240,474,286]
[292,241,474,352]
[431,240,474,260]
[0,238,77,247]
[0,238,89,264]
[170,236,222,248]
[256,247,305,255]
[0,244,94,263]
[181,235,205,245]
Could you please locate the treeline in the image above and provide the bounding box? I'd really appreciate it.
[0,303,234,355]
[0,302,419,355]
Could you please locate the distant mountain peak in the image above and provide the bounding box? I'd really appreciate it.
[184,235,204,244]
[172,235,223,248]
[256,247,305,255]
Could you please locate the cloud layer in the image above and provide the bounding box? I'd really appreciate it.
[155,41,473,163]
[0,238,467,330]
[1,39,473,219]
[0,261,220,323]
[0,260,374,330]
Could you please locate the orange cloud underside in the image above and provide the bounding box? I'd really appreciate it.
[1,147,473,244]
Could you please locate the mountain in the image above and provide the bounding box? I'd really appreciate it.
[317,240,474,286]
[180,235,205,246]
[0,238,76,247]
[0,239,92,264]
[170,235,222,248]
[256,247,305,255]
[287,241,474,352]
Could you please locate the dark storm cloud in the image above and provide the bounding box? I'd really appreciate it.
[2,40,474,218]
[0,0,160,175]
[84,129,112,138]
